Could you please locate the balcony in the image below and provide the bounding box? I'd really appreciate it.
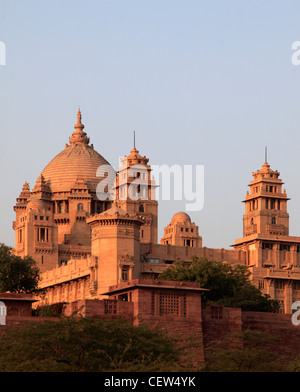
[244,224,257,236]
[87,281,98,295]
[54,213,70,224]
[142,262,167,274]
[266,224,285,235]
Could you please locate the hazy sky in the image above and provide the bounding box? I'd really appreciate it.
[1,0,300,249]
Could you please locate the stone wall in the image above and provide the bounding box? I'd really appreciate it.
[201,305,243,354]
[242,311,300,361]
[65,298,134,320]
[2,290,300,367]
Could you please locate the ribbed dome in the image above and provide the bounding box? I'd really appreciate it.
[171,212,191,224]
[41,111,114,193]
[41,145,112,193]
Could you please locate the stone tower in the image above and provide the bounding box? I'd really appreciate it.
[87,206,144,296]
[233,159,300,313]
[13,185,59,272]
[114,143,158,244]
[242,161,290,237]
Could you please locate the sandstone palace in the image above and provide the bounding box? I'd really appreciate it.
[12,111,300,314]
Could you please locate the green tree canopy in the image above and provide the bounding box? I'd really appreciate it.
[159,257,279,312]
[0,243,40,294]
[0,317,183,372]
[203,329,285,372]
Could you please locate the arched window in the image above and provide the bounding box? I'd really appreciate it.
[271,217,276,225]
[77,203,84,211]
[139,204,144,213]
[121,266,129,282]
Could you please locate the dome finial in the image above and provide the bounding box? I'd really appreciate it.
[69,110,90,145]
[75,109,84,133]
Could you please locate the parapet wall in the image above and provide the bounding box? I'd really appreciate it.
[65,298,134,319]
[141,243,246,265]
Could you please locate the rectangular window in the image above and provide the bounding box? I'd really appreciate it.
[211,306,223,320]
[149,258,160,263]
[279,244,290,251]
[292,281,300,290]
[151,292,155,316]
[159,291,179,316]
[40,228,45,242]
[104,299,117,314]
[258,280,265,289]
[275,280,285,290]
[262,243,273,250]
[121,267,129,282]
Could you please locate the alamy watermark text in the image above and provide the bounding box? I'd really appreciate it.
[96,163,205,212]
[0,40,6,65]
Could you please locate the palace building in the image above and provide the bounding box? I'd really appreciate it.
[233,161,300,313]
[12,111,300,313]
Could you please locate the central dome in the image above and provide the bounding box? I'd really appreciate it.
[171,212,191,224]
[41,111,114,193]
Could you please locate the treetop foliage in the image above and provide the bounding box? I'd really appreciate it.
[0,316,183,372]
[0,243,40,294]
[159,257,280,312]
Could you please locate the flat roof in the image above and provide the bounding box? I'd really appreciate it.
[101,282,209,296]
[0,293,38,302]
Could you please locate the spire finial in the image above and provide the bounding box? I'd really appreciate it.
[134,130,136,148]
[74,109,85,133]
[69,109,90,145]
[76,109,83,127]
[265,146,268,163]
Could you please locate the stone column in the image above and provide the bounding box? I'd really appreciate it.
[285,280,293,314]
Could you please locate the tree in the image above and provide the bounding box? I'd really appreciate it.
[203,329,285,372]
[159,257,279,312]
[0,243,40,294]
[0,317,182,372]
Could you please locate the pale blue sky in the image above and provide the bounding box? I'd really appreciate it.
[1,0,300,249]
